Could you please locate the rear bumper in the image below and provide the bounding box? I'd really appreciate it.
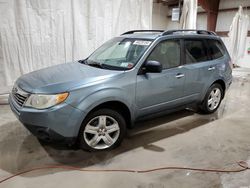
[222,75,232,100]
[9,94,86,144]
[225,75,233,91]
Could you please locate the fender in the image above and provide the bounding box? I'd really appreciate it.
[67,87,135,132]
[79,88,133,113]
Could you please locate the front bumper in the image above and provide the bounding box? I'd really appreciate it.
[9,94,85,143]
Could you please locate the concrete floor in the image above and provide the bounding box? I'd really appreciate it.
[0,68,250,188]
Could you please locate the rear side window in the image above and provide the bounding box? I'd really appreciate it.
[147,40,180,69]
[184,40,209,64]
[207,40,225,60]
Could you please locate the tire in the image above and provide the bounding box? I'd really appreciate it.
[199,83,223,114]
[78,108,126,151]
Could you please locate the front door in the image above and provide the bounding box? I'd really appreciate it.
[136,39,185,117]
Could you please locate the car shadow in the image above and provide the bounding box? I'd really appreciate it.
[0,109,219,178]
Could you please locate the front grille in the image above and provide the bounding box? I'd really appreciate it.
[12,86,29,107]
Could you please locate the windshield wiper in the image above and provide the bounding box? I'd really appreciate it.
[79,59,128,70]
[86,61,104,69]
[84,59,103,69]
[78,59,104,69]
[102,64,129,70]
[78,59,87,64]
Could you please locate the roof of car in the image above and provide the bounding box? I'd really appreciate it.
[120,30,219,40]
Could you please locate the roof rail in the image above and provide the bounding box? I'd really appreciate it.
[121,30,164,35]
[162,30,217,36]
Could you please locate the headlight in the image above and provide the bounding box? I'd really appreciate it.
[24,93,69,109]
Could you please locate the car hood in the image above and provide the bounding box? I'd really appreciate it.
[16,62,124,93]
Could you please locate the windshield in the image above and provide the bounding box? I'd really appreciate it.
[84,37,152,70]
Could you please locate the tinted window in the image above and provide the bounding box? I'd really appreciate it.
[184,40,209,64]
[207,40,224,60]
[147,40,180,69]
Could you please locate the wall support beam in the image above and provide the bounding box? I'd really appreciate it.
[198,0,220,31]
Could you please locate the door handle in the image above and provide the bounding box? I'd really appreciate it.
[176,73,185,78]
[208,67,215,71]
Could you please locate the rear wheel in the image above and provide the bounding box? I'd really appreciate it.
[79,109,126,151]
[199,83,223,114]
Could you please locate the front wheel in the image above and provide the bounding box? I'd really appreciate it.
[199,83,223,114]
[78,109,126,151]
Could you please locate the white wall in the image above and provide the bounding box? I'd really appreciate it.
[152,0,250,30]
[152,2,169,29]
[0,0,153,93]
[152,3,207,30]
[216,0,250,31]
[152,0,250,68]
[218,0,250,68]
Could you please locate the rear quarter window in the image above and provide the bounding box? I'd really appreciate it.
[207,39,225,60]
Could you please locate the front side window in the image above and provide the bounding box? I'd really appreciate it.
[147,40,180,69]
[184,40,209,64]
[85,38,152,70]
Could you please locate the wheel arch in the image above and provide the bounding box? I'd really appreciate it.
[83,100,132,128]
[200,78,226,104]
[199,79,226,114]
[211,79,226,98]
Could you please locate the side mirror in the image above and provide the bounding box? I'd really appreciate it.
[144,60,162,73]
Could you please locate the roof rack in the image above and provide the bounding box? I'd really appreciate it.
[162,29,217,36]
[121,30,164,35]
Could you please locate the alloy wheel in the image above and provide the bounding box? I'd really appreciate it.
[83,115,120,150]
[207,88,221,111]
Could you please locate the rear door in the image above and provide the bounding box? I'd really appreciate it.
[181,38,214,102]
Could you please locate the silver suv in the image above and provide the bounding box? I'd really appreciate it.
[9,30,232,151]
